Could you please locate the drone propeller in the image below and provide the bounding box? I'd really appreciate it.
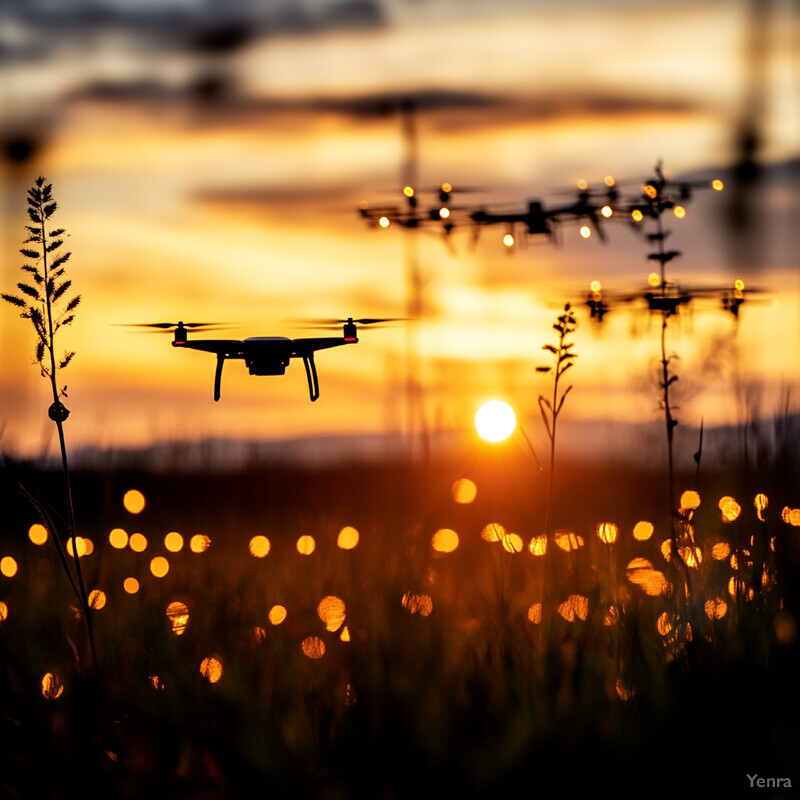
[289,316,409,330]
[116,321,234,333]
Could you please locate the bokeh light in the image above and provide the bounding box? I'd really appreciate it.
[500,532,523,553]
[0,602,7,623]
[200,656,223,683]
[123,489,146,514]
[719,496,741,522]
[249,535,271,557]
[190,534,211,553]
[28,524,48,545]
[557,595,589,622]
[296,535,316,555]
[150,556,169,578]
[109,528,128,549]
[337,526,359,550]
[318,596,346,632]
[1,557,18,577]
[164,531,184,553]
[402,592,433,616]
[268,605,287,625]
[123,577,140,594]
[680,490,701,510]
[481,523,505,543]
[166,601,189,635]
[41,672,64,700]
[88,589,106,610]
[633,520,654,541]
[432,528,459,553]
[301,636,325,659]
[451,478,477,504]
[129,533,148,552]
[527,603,542,624]
[597,522,618,544]
[528,535,547,556]
[554,530,584,552]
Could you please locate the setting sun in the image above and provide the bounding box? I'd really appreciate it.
[475,400,516,442]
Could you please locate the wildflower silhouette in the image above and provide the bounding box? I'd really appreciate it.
[2,176,96,678]
[536,302,578,541]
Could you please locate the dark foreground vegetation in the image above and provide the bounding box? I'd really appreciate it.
[1,430,799,799]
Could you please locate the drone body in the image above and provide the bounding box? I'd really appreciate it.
[126,318,390,402]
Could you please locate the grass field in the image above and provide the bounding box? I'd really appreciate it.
[1,427,799,799]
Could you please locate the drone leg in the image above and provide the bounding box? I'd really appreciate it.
[302,354,319,402]
[214,354,225,402]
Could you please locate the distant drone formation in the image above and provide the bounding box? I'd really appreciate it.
[123,318,401,402]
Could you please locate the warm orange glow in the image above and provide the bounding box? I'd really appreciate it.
[129,533,148,552]
[28,523,48,545]
[597,522,618,544]
[644,183,658,199]
[296,535,316,555]
[632,209,644,222]
[190,534,211,553]
[1,557,18,578]
[451,478,477,504]
[41,672,64,700]
[754,493,768,522]
[439,207,450,219]
[528,535,547,556]
[88,589,106,610]
[601,204,613,218]
[673,205,686,219]
[301,636,326,659]
[199,656,223,683]
[579,225,591,239]
[680,545,702,568]
[109,527,128,549]
[590,280,602,293]
[604,175,615,187]
[554,530,584,552]
[441,182,452,193]
[633,520,654,541]
[660,539,673,560]
[500,532,524,553]
[402,592,433,616]
[627,558,668,596]
[615,679,634,701]
[711,541,731,560]
[648,272,660,286]
[150,556,169,578]
[268,604,287,625]
[123,577,140,594]
[576,179,588,190]
[790,509,800,527]
[67,537,92,557]
[340,626,351,642]
[337,526,360,549]
[432,528,459,553]
[475,400,516,442]
[249,535,271,557]
[318,595,346,631]
[150,675,164,691]
[712,179,724,191]
[719,496,741,522]
[557,595,589,622]
[166,601,189,635]
[123,489,146,514]
[680,490,701,510]
[704,598,728,620]
[604,606,618,626]
[403,186,414,198]
[527,603,542,624]
[503,233,515,247]
[481,523,505,543]
[734,278,745,292]
[0,602,7,623]
[164,531,184,553]
[656,612,673,636]
[378,215,390,228]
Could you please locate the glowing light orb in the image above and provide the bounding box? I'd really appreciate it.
[337,526,360,550]
[673,205,686,219]
[200,656,223,683]
[500,532,524,553]
[109,528,128,549]
[150,556,169,578]
[712,179,724,191]
[88,589,106,610]
[301,636,326,659]
[527,603,542,623]
[249,535,271,557]
[123,489,145,515]
[590,280,602,293]
[579,225,592,239]
[123,577,139,594]
[318,596,346,631]
[601,205,613,218]
[296,535,316,555]
[166,601,189,635]
[378,216,390,228]
[28,524,48,545]
[680,490,701,510]
[633,520,654,541]
[475,400,516,442]
[432,528,459,553]
[481,523,505,542]
[604,175,615,187]
[1,557,18,578]
[269,605,287,625]
[403,186,414,198]
[451,478,477,504]
[529,535,547,556]
[439,207,450,219]
[402,592,433,616]
[129,533,147,552]
[164,531,184,553]
[503,233,515,247]
[719,496,741,522]
[597,522,618,544]
[632,209,644,222]
[42,672,64,700]
[190,534,211,553]
[648,272,660,286]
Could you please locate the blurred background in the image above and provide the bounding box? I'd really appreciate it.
[1,0,798,463]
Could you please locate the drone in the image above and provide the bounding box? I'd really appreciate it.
[125,317,400,402]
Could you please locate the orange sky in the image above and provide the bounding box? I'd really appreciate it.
[1,0,798,460]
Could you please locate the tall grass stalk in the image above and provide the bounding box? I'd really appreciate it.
[2,176,97,680]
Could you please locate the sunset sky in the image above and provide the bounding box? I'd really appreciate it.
[1,0,798,460]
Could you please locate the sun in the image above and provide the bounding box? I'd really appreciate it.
[475,400,516,442]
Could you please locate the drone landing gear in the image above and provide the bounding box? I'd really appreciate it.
[302,354,320,402]
[214,354,225,402]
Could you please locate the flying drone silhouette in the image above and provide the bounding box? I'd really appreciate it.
[123,317,402,402]
[581,278,768,324]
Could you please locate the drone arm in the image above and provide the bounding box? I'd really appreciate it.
[214,354,225,402]
[302,353,320,402]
